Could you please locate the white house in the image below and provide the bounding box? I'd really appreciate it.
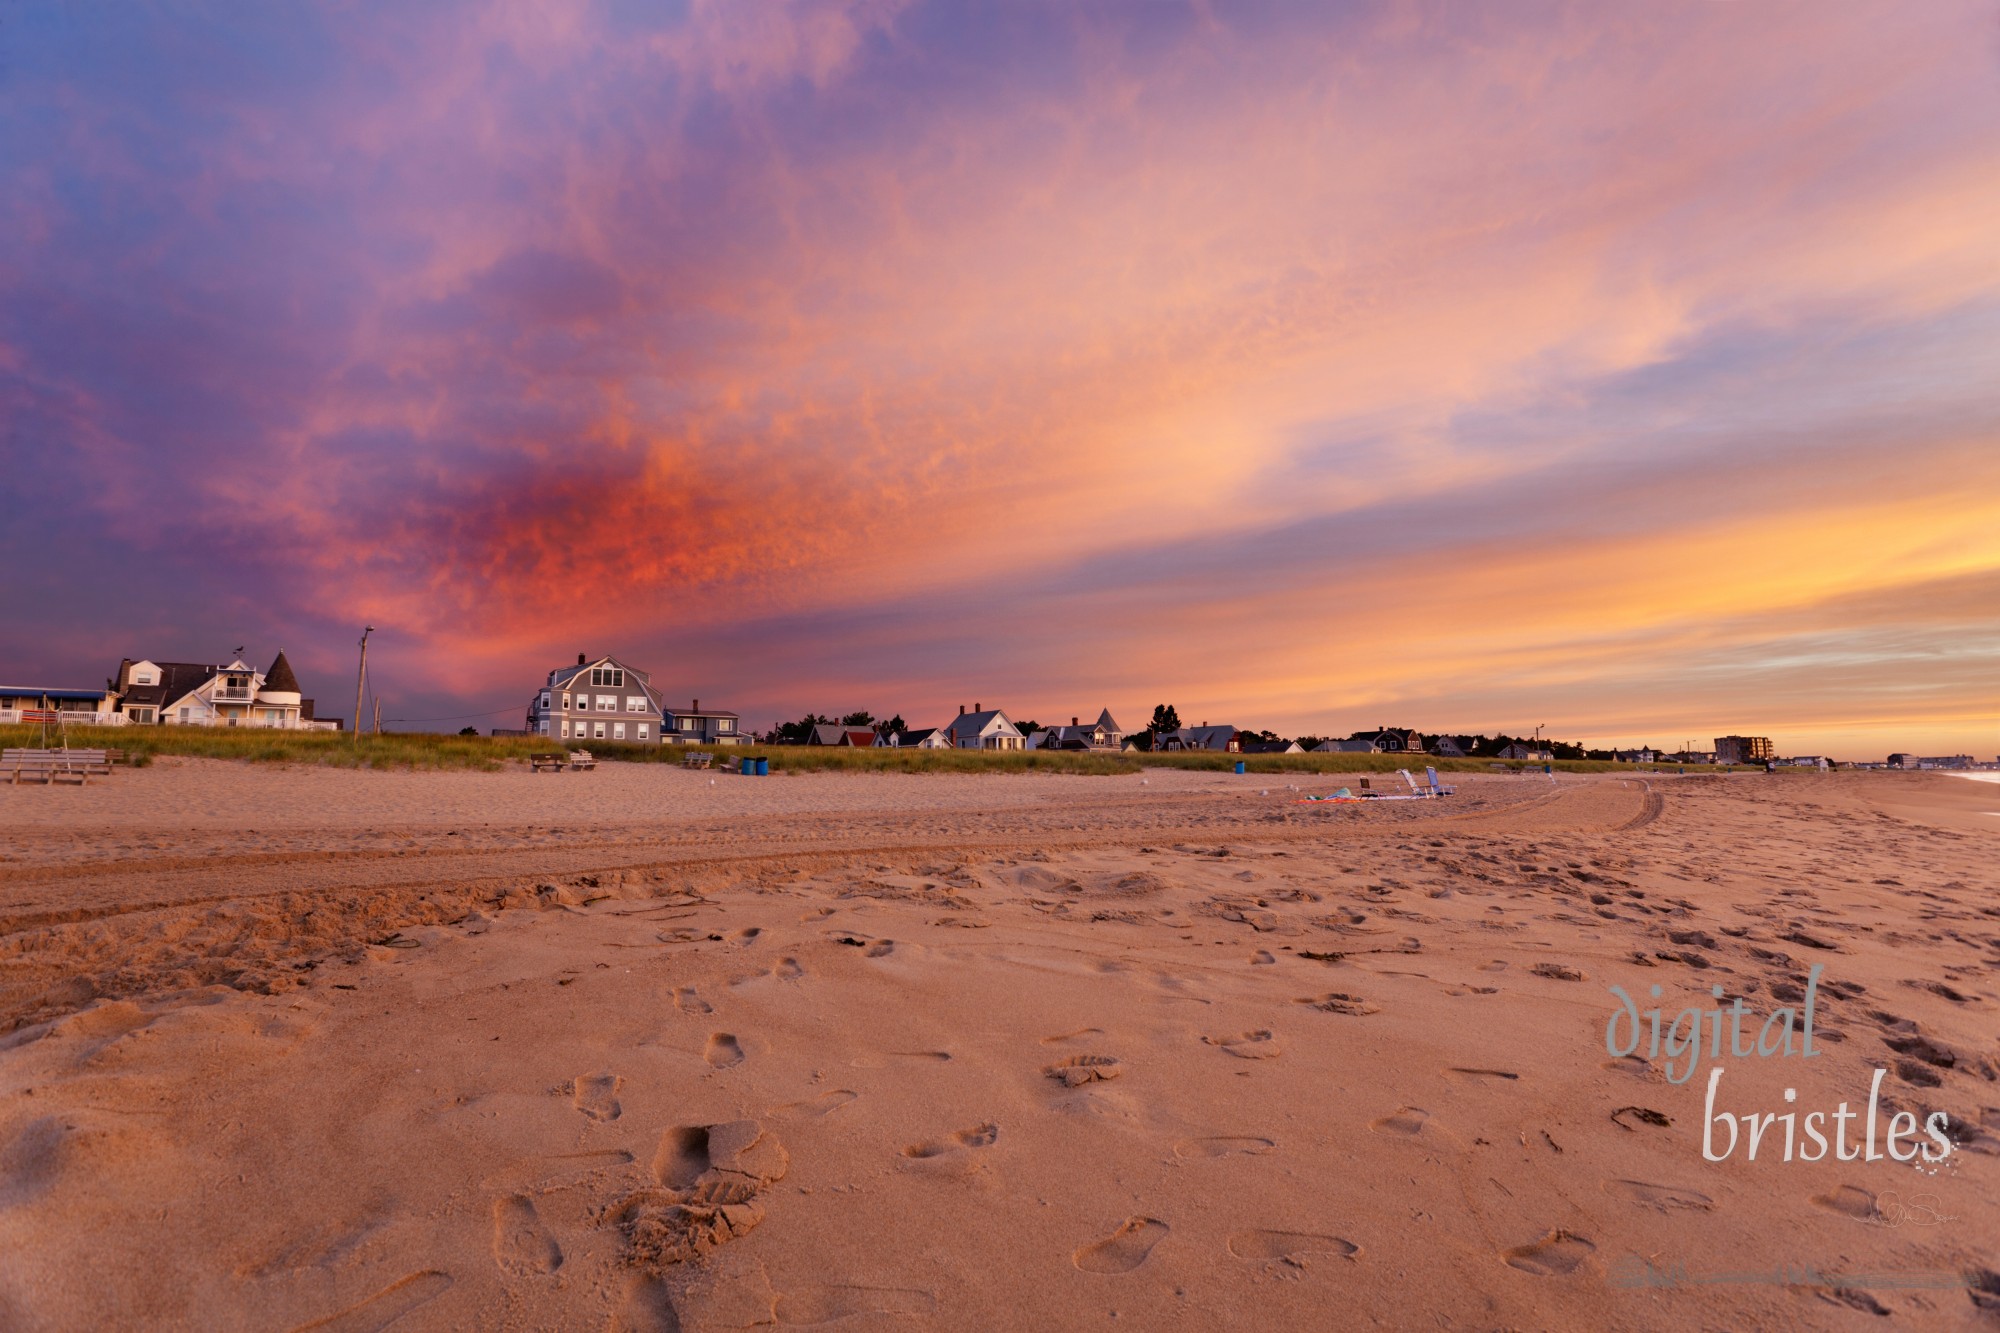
[110,652,332,729]
[890,727,953,749]
[944,705,1025,751]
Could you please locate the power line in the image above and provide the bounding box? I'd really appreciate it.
[379,705,523,725]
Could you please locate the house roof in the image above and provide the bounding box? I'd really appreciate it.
[948,709,1016,737]
[0,687,109,702]
[811,723,849,745]
[263,650,301,694]
[665,705,739,718]
[1094,709,1122,733]
[128,661,237,712]
[900,728,940,745]
[547,656,653,690]
[840,729,876,746]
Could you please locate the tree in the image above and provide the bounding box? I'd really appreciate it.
[459,726,479,736]
[874,714,908,739]
[1013,719,1040,737]
[841,711,874,727]
[1149,703,1181,733]
[1294,735,1327,753]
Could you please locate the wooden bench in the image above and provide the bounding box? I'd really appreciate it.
[682,751,713,769]
[1,750,94,785]
[567,749,598,771]
[3,748,108,779]
[529,752,569,773]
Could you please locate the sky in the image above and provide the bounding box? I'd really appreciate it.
[2,0,1997,758]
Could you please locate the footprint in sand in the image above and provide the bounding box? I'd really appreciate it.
[491,1195,563,1276]
[1073,1217,1169,1274]
[1444,1067,1519,1084]
[1040,1027,1105,1045]
[1503,1230,1595,1276]
[1601,1180,1713,1212]
[775,957,805,980]
[573,1072,623,1122]
[774,1285,937,1326]
[674,986,713,1015]
[705,1033,745,1069]
[294,1271,452,1332]
[1250,950,1276,965]
[1295,993,1380,1016]
[1173,1136,1275,1159]
[1227,1230,1358,1262]
[1812,1185,1878,1221]
[1045,1054,1122,1087]
[900,1123,999,1175]
[772,1090,858,1120]
[729,927,763,946]
[1370,1107,1428,1137]
[1203,1030,1280,1060]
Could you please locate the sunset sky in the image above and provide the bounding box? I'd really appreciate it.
[3,1,1996,756]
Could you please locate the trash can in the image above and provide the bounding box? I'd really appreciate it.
[756,758,769,776]
[1234,761,1246,774]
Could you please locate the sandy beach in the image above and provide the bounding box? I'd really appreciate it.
[2,763,1996,1329]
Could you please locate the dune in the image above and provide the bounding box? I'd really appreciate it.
[0,763,1995,1328]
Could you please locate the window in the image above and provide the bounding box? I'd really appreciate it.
[613,722,626,741]
[178,707,190,723]
[539,721,550,736]
[594,722,606,739]
[561,721,570,738]
[541,692,551,709]
[596,695,615,711]
[589,667,624,688]
[637,724,648,741]
[719,719,733,733]
[562,692,572,709]
[134,671,155,685]
[626,696,646,712]
[129,707,155,724]
[682,717,696,732]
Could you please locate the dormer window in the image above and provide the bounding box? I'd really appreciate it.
[589,667,624,688]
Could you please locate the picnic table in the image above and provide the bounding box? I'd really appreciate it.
[567,749,597,771]
[528,752,569,773]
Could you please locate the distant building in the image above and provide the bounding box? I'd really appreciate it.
[889,727,953,749]
[0,686,120,726]
[664,700,745,746]
[1496,742,1553,761]
[108,651,330,729]
[1886,753,1917,769]
[1714,735,1774,764]
[1612,747,1658,764]
[1157,724,1240,752]
[1365,728,1423,754]
[1313,739,1378,754]
[1429,735,1475,758]
[1917,755,1973,770]
[527,654,665,744]
[945,705,1025,751]
[1238,739,1303,754]
[1028,710,1124,751]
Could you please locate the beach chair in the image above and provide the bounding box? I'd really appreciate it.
[1424,766,1456,797]
[528,752,568,773]
[567,749,598,771]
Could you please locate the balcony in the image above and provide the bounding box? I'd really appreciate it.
[211,686,253,703]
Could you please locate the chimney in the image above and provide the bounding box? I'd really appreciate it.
[692,699,699,713]
[1071,716,1078,727]
[959,704,966,715]
[578,653,587,666]
[975,702,982,713]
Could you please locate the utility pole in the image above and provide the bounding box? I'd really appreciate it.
[354,626,374,737]
[372,697,382,735]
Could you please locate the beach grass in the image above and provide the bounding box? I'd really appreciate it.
[0,723,1747,775]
